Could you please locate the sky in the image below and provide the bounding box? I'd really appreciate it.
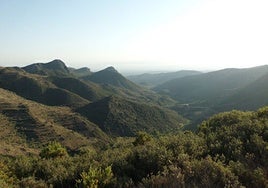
[0,0,268,73]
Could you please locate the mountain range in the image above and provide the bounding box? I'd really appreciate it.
[0,60,187,155]
[1,58,268,152]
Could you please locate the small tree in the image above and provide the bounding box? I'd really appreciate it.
[133,132,152,146]
[76,165,114,188]
[40,141,68,159]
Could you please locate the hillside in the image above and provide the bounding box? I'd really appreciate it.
[0,67,89,108]
[0,88,108,156]
[154,65,268,129]
[77,96,187,136]
[127,70,201,87]
[155,65,268,106]
[1,103,267,187]
[49,76,108,102]
[217,71,268,111]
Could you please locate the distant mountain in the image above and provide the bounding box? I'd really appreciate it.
[127,70,201,87]
[218,71,268,111]
[23,59,70,76]
[154,65,268,130]
[77,96,186,136]
[0,88,108,155]
[82,66,142,91]
[155,65,268,106]
[69,67,92,77]
[0,67,89,108]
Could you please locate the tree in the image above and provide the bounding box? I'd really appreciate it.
[39,141,68,159]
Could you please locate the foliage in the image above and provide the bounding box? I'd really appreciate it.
[133,132,152,146]
[39,142,68,159]
[0,106,268,187]
[0,161,17,188]
[76,166,114,188]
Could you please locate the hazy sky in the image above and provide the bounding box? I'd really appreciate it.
[1,0,268,72]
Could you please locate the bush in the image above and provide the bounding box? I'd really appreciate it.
[39,142,68,159]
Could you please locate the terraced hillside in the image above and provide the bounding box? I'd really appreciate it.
[0,88,109,156]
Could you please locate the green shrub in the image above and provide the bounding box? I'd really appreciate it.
[39,142,68,159]
[76,165,114,188]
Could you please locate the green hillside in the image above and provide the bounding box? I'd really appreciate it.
[218,72,268,111]
[1,104,267,187]
[0,88,109,155]
[154,65,268,129]
[155,65,268,105]
[50,76,108,102]
[77,96,187,136]
[0,67,89,108]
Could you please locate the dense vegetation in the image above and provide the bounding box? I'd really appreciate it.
[1,107,267,187]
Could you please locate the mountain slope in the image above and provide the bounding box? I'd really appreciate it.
[155,65,268,105]
[50,76,108,102]
[0,88,109,155]
[127,70,201,87]
[217,71,268,111]
[0,67,89,108]
[77,96,187,136]
[23,59,70,76]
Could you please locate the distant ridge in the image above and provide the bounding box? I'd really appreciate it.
[218,71,268,111]
[128,70,201,87]
[23,59,70,76]
[155,65,268,105]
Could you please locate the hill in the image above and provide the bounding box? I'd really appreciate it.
[0,88,109,156]
[217,71,268,111]
[154,65,268,129]
[0,67,89,108]
[127,70,201,87]
[49,76,108,102]
[77,96,187,136]
[155,65,268,106]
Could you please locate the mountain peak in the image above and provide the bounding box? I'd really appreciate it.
[22,59,70,75]
[45,59,68,70]
[103,66,118,73]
